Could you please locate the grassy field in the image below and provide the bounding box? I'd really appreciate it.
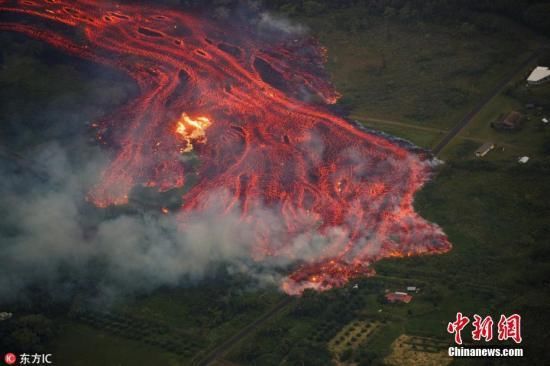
[52,321,179,366]
[328,319,381,358]
[441,70,550,160]
[296,7,540,131]
[384,335,451,366]
[351,116,446,149]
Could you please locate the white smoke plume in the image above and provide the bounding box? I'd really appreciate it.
[0,141,346,305]
[257,12,308,36]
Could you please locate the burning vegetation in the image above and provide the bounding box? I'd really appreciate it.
[0,0,451,294]
[174,113,212,153]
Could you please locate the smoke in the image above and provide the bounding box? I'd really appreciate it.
[0,140,345,305]
[256,12,308,36]
[205,1,308,38]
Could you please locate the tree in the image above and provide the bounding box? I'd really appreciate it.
[340,348,353,362]
[459,22,476,35]
[543,138,550,156]
[303,1,327,16]
[12,329,41,351]
[524,4,550,34]
[285,343,331,366]
[399,2,413,21]
[383,6,396,18]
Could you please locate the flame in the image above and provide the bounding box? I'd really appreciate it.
[174,113,211,153]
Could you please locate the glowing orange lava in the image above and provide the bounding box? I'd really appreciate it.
[0,0,452,295]
[175,113,211,153]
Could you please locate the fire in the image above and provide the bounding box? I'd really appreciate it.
[174,113,211,153]
[0,1,452,295]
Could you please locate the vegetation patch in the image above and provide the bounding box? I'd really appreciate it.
[384,334,451,366]
[328,319,381,359]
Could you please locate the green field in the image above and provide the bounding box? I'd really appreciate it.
[53,322,179,366]
[444,73,550,161]
[300,7,539,130]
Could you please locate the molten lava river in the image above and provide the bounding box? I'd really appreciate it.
[0,0,452,294]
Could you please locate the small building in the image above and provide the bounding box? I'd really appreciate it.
[543,118,549,124]
[518,156,530,164]
[491,111,523,131]
[527,66,550,85]
[385,292,412,304]
[406,286,418,292]
[475,142,495,157]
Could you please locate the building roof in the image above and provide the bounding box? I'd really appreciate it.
[385,292,412,303]
[493,111,523,130]
[518,156,530,164]
[475,142,494,154]
[527,66,550,82]
[502,111,522,125]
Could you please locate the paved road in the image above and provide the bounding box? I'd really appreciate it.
[432,48,545,155]
[194,297,294,366]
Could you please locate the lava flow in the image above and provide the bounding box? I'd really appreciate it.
[0,0,452,294]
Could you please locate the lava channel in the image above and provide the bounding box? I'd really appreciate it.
[0,0,452,295]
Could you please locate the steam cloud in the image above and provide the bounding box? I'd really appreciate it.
[0,140,345,304]
[257,12,308,36]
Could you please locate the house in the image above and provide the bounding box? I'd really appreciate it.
[518,156,530,164]
[527,66,550,85]
[491,111,523,131]
[543,118,548,124]
[475,142,495,157]
[385,292,412,304]
[406,286,418,292]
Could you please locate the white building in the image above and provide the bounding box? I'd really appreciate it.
[475,142,495,157]
[527,66,550,85]
[518,156,530,164]
[543,118,549,124]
